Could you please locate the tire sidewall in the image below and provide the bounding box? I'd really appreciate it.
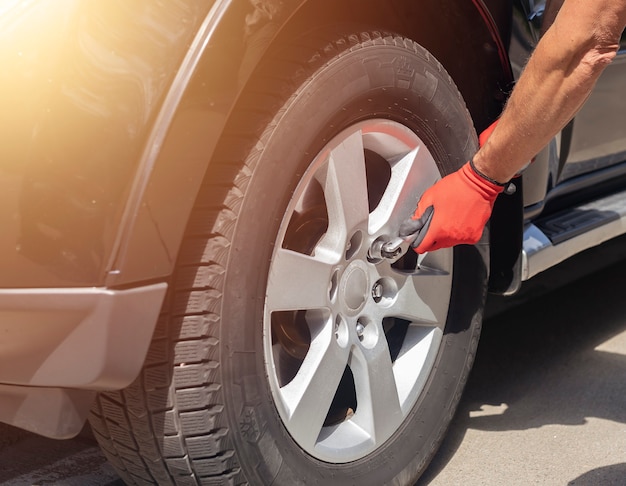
[220,38,487,485]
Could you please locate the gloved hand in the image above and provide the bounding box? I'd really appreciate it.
[399,121,504,253]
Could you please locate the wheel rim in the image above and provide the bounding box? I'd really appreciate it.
[263,119,453,463]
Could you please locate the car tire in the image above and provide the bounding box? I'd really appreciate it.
[89,30,488,486]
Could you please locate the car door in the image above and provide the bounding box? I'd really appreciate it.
[561,31,626,180]
[519,0,626,183]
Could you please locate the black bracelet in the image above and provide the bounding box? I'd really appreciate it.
[469,158,508,186]
[469,158,517,195]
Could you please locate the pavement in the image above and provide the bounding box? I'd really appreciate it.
[419,235,626,485]
[2,236,626,485]
[0,426,120,485]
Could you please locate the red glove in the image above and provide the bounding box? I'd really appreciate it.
[399,162,504,253]
[399,120,503,253]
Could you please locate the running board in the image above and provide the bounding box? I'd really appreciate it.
[522,189,626,281]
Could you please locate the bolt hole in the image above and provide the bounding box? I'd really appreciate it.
[329,268,339,302]
[335,314,349,347]
[371,278,398,307]
[356,317,377,349]
[346,231,363,260]
[356,321,365,342]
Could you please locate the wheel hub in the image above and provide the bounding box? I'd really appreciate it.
[340,262,369,312]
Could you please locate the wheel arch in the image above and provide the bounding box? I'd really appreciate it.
[277,0,515,133]
[108,0,520,292]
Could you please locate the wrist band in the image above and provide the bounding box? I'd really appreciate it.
[469,158,517,195]
[469,158,508,186]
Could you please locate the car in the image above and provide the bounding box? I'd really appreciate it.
[1,1,625,484]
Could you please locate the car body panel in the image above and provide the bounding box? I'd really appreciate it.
[105,0,301,287]
[0,384,96,439]
[0,283,166,389]
[562,51,626,180]
[511,0,626,185]
[0,0,217,288]
[0,281,166,438]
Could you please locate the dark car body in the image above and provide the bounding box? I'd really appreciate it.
[0,0,625,452]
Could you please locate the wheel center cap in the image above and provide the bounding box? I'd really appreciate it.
[341,264,368,311]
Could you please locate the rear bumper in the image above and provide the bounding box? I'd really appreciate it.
[0,283,167,438]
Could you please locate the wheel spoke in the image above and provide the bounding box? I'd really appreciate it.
[369,141,440,234]
[315,130,370,255]
[350,339,403,441]
[279,329,350,449]
[391,270,452,327]
[417,249,452,274]
[266,248,333,312]
[392,325,442,406]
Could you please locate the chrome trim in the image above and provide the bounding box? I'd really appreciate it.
[522,190,626,280]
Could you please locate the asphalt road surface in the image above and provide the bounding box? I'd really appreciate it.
[2,236,626,486]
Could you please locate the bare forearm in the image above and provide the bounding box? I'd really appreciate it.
[473,0,626,183]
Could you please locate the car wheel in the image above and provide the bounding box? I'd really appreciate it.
[89,30,488,485]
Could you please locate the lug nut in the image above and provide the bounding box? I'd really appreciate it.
[372,282,383,300]
[356,322,365,339]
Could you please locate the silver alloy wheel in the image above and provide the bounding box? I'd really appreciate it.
[264,119,454,463]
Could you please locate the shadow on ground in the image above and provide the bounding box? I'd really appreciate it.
[418,234,626,484]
